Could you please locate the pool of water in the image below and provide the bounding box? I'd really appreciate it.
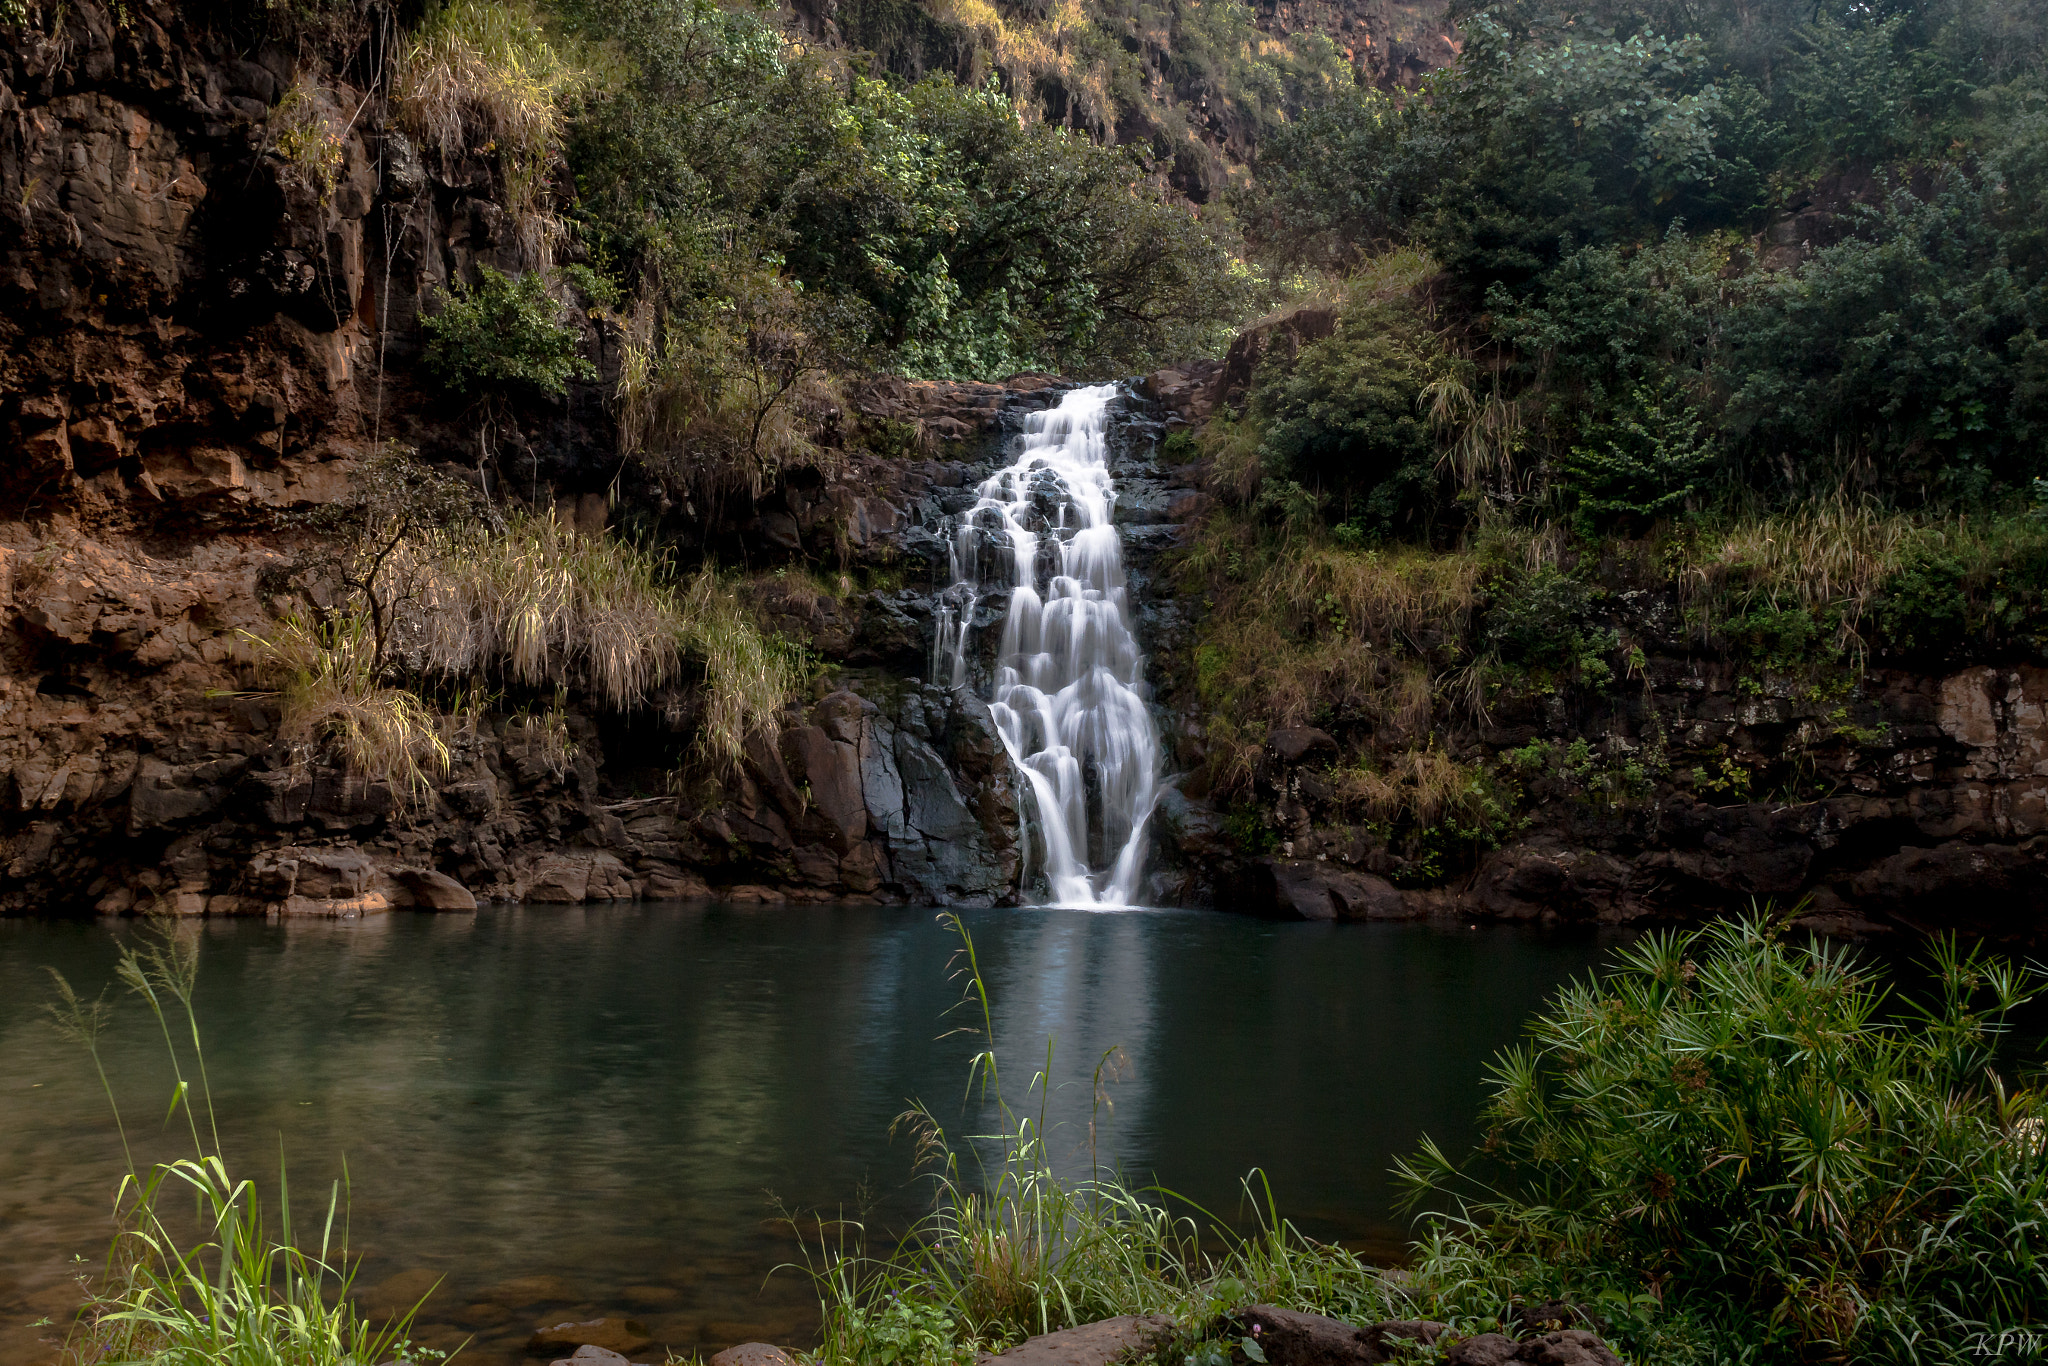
[0,905,1621,1366]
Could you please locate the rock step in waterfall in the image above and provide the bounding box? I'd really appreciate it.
[935,384,1164,907]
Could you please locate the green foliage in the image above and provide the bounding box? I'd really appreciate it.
[420,266,592,399]
[1248,293,1456,533]
[49,926,436,1366]
[1722,182,2048,497]
[1242,0,2048,521]
[1222,805,1278,855]
[1719,600,1840,676]
[554,0,1253,381]
[1398,918,2048,1363]
[1482,567,1605,677]
[1554,378,1719,532]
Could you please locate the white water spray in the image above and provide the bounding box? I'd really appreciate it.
[934,384,1163,907]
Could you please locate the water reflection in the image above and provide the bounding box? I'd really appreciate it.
[0,907,1617,1366]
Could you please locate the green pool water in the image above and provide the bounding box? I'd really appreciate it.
[0,905,1620,1366]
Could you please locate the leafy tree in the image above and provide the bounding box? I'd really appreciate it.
[1721,183,2048,499]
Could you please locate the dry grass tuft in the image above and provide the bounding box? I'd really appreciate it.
[414,511,685,712]
[252,610,452,805]
[1329,747,1486,827]
[679,572,806,773]
[393,0,588,262]
[1176,516,1488,793]
[1682,496,1921,623]
[408,511,800,771]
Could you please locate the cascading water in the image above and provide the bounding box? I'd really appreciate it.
[933,383,1162,907]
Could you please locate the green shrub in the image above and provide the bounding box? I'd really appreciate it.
[1250,295,1452,534]
[421,266,592,399]
[1554,380,1719,534]
[1719,600,1841,675]
[1482,567,1610,684]
[1399,918,2048,1363]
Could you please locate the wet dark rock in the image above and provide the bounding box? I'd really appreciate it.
[1219,1305,1443,1366]
[1257,859,1414,921]
[975,1314,1175,1366]
[1269,728,1338,763]
[527,1318,652,1356]
[1441,1330,1622,1366]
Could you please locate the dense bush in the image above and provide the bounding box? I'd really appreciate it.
[1400,918,2048,1364]
[1249,293,1455,534]
[420,266,592,399]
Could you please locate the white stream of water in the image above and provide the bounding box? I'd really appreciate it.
[933,384,1163,907]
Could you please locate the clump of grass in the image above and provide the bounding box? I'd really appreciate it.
[1677,498,2048,661]
[249,608,452,806]
[48,923,433,1366]
[1173,514,1484,792]
[1329,746,1488,827]
[1399,915,2048,1362]
[1680,495,1923,625]
[681,572,807,772]
[270,78,345,200]
[393,0,589,260]
[416,511,685,711]
[409,512,799,770]
[796,916,1406,1364]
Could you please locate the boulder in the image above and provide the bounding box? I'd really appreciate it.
[975,1314,1175,1366]
[551,1346,636,1366]
[525,851,637,903]
[1848,841,2048,940]
[1257,860,1413,921]
[1219,1306,1441,1366]
[388,867,478,911]
[1269,728,1338,764]
[1443,1330,1621,1366]
[528,1318,652,1356]
[784,721,867,851]
[279,891,391,917]
[707,1347,795,1366]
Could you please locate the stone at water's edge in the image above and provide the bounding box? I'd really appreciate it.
[1219,1306,1442,1366]
[526,1318,653,1355]
[551,1346,650,1366]
[1219,1306,1625,1366]
[706,1346,796,1366]
[974,1314,1176,1366]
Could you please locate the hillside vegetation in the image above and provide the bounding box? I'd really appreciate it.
[1160,0,2048,875]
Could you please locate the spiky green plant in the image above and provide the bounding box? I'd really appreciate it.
[1396,914,2048,1363]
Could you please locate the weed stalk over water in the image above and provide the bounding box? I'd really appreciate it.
[44,921,435,1366]
[793,914,1403,1365]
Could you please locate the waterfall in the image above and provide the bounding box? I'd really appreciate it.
[933,384,1163,907]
